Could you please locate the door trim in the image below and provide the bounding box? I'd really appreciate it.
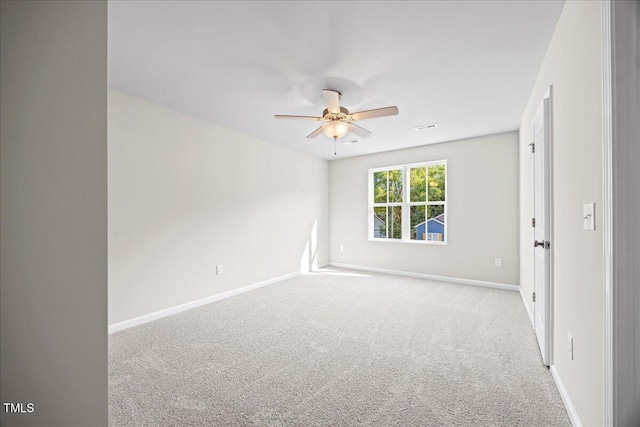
[601,1,613,425]
[547,86,555,367]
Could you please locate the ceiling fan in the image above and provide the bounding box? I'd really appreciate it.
[275,89,399,143]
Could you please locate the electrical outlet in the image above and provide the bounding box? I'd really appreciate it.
[340,245,344,253]
[216,265,223,275]
[494,258,502,267]
[568,334,574,360]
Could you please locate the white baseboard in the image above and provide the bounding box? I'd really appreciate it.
[108,271,299,334]
[328,262,518,291]
[550,365,583,427]
[519,286,535,327]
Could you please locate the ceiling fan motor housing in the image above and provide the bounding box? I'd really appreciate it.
[322,107,350,119]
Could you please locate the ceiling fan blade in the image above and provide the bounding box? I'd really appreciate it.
[322,90,341,114]
[347,122,372,138]
[306,126,325,139]
[275,114,324,121]
[350,106,399,121]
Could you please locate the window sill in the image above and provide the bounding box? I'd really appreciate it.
[368,238,447,246]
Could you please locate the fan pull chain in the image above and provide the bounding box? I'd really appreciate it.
[334,137,337,156]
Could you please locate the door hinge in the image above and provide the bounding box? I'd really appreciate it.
[532,217,536,227]
[529,142,535,153]
[532,292,536,302]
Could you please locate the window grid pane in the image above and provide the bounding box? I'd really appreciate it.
[427,204,445,241]
[373,206,387,238]
[390,206,402,239]
[388,169,403,203]
[410,166,426,203]
[373,171,388,204]
[410,205,426,240]
[427,164,446,202]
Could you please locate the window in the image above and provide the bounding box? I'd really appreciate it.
[369,160,446,244]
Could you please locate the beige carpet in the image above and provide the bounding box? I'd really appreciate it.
[109,268,570,426]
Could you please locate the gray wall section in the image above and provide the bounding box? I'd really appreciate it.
[0,1,108,426]
[612,1,640,425]
[108,90,329,326]
[329,131,520,286]
[519,2,605,424]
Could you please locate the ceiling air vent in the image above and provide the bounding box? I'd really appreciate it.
[414,123,438,131]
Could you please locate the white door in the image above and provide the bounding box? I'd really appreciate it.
[532,91,552,366]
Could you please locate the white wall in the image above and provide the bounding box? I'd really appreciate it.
[519,1,604,425]
[108,90,329,325]
[329,132,519,285]
[0,1,108,425]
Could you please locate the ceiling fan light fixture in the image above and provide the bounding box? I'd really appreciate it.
[275,89,396,145]
[323,121,349,140]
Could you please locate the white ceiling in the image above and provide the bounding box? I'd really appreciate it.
[108,1,564,160]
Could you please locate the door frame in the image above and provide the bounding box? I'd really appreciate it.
[531,86,555,366]
[602,1,613,423]
[601,1,640,425]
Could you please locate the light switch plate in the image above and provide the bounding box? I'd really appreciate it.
[583,203,595,230]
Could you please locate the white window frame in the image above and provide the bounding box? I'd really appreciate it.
[368,160,447,245]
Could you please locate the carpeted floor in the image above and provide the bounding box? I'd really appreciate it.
[109,268,570,426]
